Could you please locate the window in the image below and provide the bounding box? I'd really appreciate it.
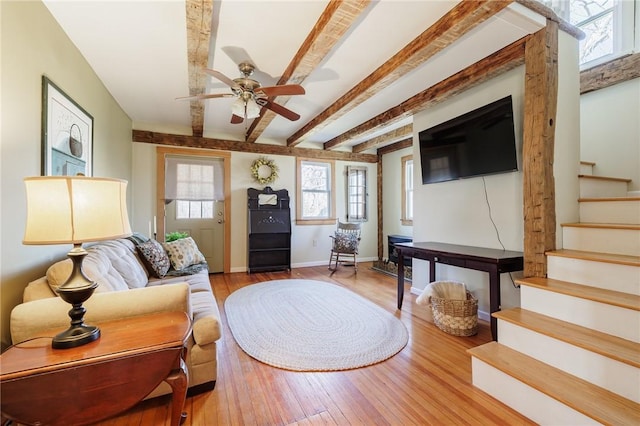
[296,158,335,225]
[542,0,637,67]
[165,156,224,220]
[176,200,214,219]
[401,155,413,225]
[346,166,367,221]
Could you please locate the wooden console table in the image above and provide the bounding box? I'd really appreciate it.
[0,311,191,426]
[395,242,523,340]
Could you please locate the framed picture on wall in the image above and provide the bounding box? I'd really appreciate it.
[41,76,93,176]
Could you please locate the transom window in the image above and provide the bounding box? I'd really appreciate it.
[296,158,335,225]
[346,166,367,222]
[543,0,637,67]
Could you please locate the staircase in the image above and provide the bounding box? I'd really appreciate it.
[468,161,640,425]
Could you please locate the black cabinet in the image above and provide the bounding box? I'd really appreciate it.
[247,187,291,273]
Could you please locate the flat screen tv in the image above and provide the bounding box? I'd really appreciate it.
[419,95,518,184]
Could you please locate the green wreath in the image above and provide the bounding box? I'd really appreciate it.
[250,157,279,185]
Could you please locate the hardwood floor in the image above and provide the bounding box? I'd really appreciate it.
[97,263,534,425]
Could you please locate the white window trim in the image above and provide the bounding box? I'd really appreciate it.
[296,158,336,225]
[346,165,368,222]
[560,0,638,70]
[401,155,413,226]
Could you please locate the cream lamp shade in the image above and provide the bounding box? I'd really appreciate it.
[22,176,132,349]
[23,176,132,245]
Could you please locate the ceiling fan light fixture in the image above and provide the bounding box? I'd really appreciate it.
[231,97,246,117]
[193,64,304,123]
[246,98,261,119]
[231,96,260,120]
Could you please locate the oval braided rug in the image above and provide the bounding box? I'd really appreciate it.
[224,279,408,371]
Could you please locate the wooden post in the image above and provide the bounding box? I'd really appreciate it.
[377,154,383,262]
[523,21,559,277]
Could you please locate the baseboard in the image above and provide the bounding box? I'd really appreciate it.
[292,257,378,269]
[231,257,379,273]
[478,309,490,322]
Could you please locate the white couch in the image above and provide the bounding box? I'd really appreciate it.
[10,237,221,398]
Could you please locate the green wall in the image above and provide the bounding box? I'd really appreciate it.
[0,1,133,347]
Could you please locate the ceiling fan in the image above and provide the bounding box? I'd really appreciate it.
[177,62,305,124]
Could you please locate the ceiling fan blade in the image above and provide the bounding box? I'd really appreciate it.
[255,84,305,97]
[204,69,240,89]
[255,98,300,121]
[176,93,233,101]
[230,114,244,124]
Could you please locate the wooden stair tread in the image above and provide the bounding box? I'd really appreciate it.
[516,277,640,311]
[468,342,640,426]
[493,308,640,368]
[578,174,632,183]
[561,222,640,230]
[579,196,640,202]
[580,161,596,166]
[546,249,640,267]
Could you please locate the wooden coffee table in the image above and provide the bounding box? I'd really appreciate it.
[0,311,191,426]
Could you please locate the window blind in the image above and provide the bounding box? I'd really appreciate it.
[165,156,224,201]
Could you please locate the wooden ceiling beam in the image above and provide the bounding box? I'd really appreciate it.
[244,0,371,143]
[287,0,512,148]
[185,0,213,138]
[580,53,640,94]
[352,124,413,153]
[323,36,527,149]
[132,130,378,163]
[376,138,413,156]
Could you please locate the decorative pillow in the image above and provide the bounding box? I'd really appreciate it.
[136,239,171,278]
[333,232,359,253]
[162,237,206,271]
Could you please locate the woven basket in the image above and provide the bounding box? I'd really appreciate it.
[430,290,478,337]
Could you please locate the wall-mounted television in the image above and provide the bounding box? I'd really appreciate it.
[419,95,518,184]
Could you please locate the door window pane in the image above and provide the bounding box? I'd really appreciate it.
[176,200,214,219]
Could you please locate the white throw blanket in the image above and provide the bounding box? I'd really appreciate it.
[416,281,467,305]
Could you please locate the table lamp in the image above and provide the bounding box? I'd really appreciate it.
[23,176,132,349]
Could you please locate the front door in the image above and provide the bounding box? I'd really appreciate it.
[165,200,224,273]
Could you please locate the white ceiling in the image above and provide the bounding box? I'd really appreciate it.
[43,0,545,151]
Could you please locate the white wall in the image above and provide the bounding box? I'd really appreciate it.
[409,30,580,317]
[555,30,581,246]
[411,67,526,315]
[580,78,640,192]
[131,144,378,273]
[0,1,132,346]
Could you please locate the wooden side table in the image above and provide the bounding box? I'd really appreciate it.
[395,242,523,340]
[0,311,191,426]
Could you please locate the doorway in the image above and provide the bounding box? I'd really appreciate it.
[156,147,231,274]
